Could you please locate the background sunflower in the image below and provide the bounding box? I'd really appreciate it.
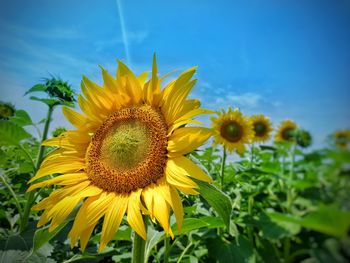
[211,107,253,154]
[275,120,298,142]
[250,114,272,143]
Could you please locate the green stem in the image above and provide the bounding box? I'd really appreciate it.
[20,105,54,233]
[285,143,296,259]
[250,144,255,169]
[0,174,23,221]
[220,147,227,189]
[132,232,146,263]
[164,236,170,263]
[287,143,296,211]
[247,195,254,247]
[176,241,193,263]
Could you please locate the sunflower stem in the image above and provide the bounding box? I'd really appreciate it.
[220,146,227,189]
[20,105,54,233]
[250,144,255,169]
[132,231,146,263]
[164,236,170,263]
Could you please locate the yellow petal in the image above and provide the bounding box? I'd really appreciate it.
[62,107,87,128]
[27,172,88,192]
[170,156,212,183]
[80,224,96,252]
[165,159,198,189]
[99,194,128,252]
[29,160,84,183]
[167,127,212,157]
[153,188,173,238]
[127,190,147,240]
[32,181,91,211]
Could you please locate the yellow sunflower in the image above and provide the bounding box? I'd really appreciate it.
[334,129,350,149]
[211,107,253,154]
[250,114,272,143]
[27,56,213,252]
[275,120,298,142]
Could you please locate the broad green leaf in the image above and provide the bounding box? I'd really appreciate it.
[33,222,68,252]
[256,213,300,240]
[268,205,350,237]
[172,216,225,235]
[0,121,31,146]
[29,96,59,107]
[206,236,255,263]
[10,110,33,127]
[25,84,46,95]
[144,227,165,263]
[194,179,232,230]
[0,250,30,263]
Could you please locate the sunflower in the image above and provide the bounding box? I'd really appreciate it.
[211,107,253,154]
[27,56,213,252]
[275,120,298,142]
[250,114,272,143]
[334,130,350,149]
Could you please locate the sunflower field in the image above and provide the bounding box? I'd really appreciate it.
[0,59,350,263]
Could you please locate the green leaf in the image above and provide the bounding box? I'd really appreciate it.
[267,205,350,238]
[145,227,165,263]
[256,213,301,240]
[194,179,232,230]
[25,84,46,95]
[0,250,30,263]
[0,121,31,146]
[172,216,225,235]
[29,96,59,107]
[206,236,255,263]
[33,222,68,252]
[10,110,33,127]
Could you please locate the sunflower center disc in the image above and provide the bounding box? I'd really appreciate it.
[87,105,168,193]
[254,122,266,137]
[221,121,243,142]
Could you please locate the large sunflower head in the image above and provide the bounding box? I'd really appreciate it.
[275,120,298,142]
[250,114,272,143]
[211,107,254,154]
[27,56,213,252]
[334,129,350,149]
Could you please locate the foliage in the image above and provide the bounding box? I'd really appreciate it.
[0,97,349,262]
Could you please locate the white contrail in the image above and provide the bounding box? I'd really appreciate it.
[116,0,131,65]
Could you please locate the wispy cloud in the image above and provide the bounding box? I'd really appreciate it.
[210,92,262,109]
[0,18,83,40]
[94,30,148,52]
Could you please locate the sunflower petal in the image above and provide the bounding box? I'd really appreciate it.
[127,190,147,240]
[171,156,212,183]
[167,127,212,157]
[99,194,128,252]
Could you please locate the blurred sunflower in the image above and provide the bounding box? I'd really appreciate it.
[211,107,253,154]
[250,114,272,143]
[334,130,350,149]
[27,56,213,252]
[275,120,298,142]
[0,101,16,120]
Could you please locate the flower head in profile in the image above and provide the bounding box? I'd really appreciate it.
[250,114,272,143]
[211,107,253,154]
[0,101,16,120]
[334,129,350,149]
[295,129,312,148]
[275,120,298,142]
[27,56,212,252]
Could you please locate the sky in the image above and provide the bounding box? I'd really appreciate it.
[0,0,349,148]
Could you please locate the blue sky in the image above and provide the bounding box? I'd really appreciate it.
[0,0,349,148]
